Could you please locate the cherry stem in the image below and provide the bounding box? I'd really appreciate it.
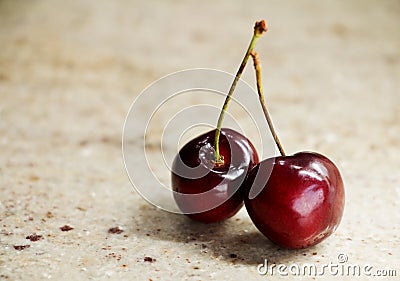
[250,51,286,156]
[213,20,267,164]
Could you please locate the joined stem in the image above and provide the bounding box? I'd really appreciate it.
[250,51,286,156]
[213,20,267,164]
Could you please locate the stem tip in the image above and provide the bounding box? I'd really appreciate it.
[254,20,268,36]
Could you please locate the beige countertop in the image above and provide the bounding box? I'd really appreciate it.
[0,0,399,280]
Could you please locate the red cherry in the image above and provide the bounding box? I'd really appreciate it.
[244,51,345,248]
[172,128,259,223]
[170,21,267,223]
[244,152,344,249]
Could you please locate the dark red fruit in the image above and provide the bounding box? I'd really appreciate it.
[171,128,259,223]
[244,152,344,249]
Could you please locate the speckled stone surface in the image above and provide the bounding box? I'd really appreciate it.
[0,0,399,280]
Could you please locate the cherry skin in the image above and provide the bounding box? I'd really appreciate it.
[244,152,344,249]
[171,128,259,223]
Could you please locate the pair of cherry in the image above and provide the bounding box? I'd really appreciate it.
[171,20,344,249]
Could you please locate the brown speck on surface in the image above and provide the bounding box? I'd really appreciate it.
[121,264,127,268]
[60,225,74,231]
[0,73,9,81]
[30,175,40,181]
[14,245,30,251]
[229,253,237,258]
[79,140,89,146]
[144,256,155,263]
[100,136,111,143]
[331,23,348,38]
[46,211,54,218]
[192,266,200,270]
[26,234,43,242]
[312,252,317,255]
[1,230,12,236]
[108,226,124,234]
[388,252,392,255]
[123,234,128,238]
[145,142,160,151]
[106,252,122,261]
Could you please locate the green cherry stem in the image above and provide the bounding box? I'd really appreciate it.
[214,20,267,164]
[250,51,286,156]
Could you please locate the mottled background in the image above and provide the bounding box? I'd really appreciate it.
[0,0,399,280]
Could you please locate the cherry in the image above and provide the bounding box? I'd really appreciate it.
[242,51,345,248]
[244,152,344,249]
[171,21,267,223]
[171,128,259,223]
